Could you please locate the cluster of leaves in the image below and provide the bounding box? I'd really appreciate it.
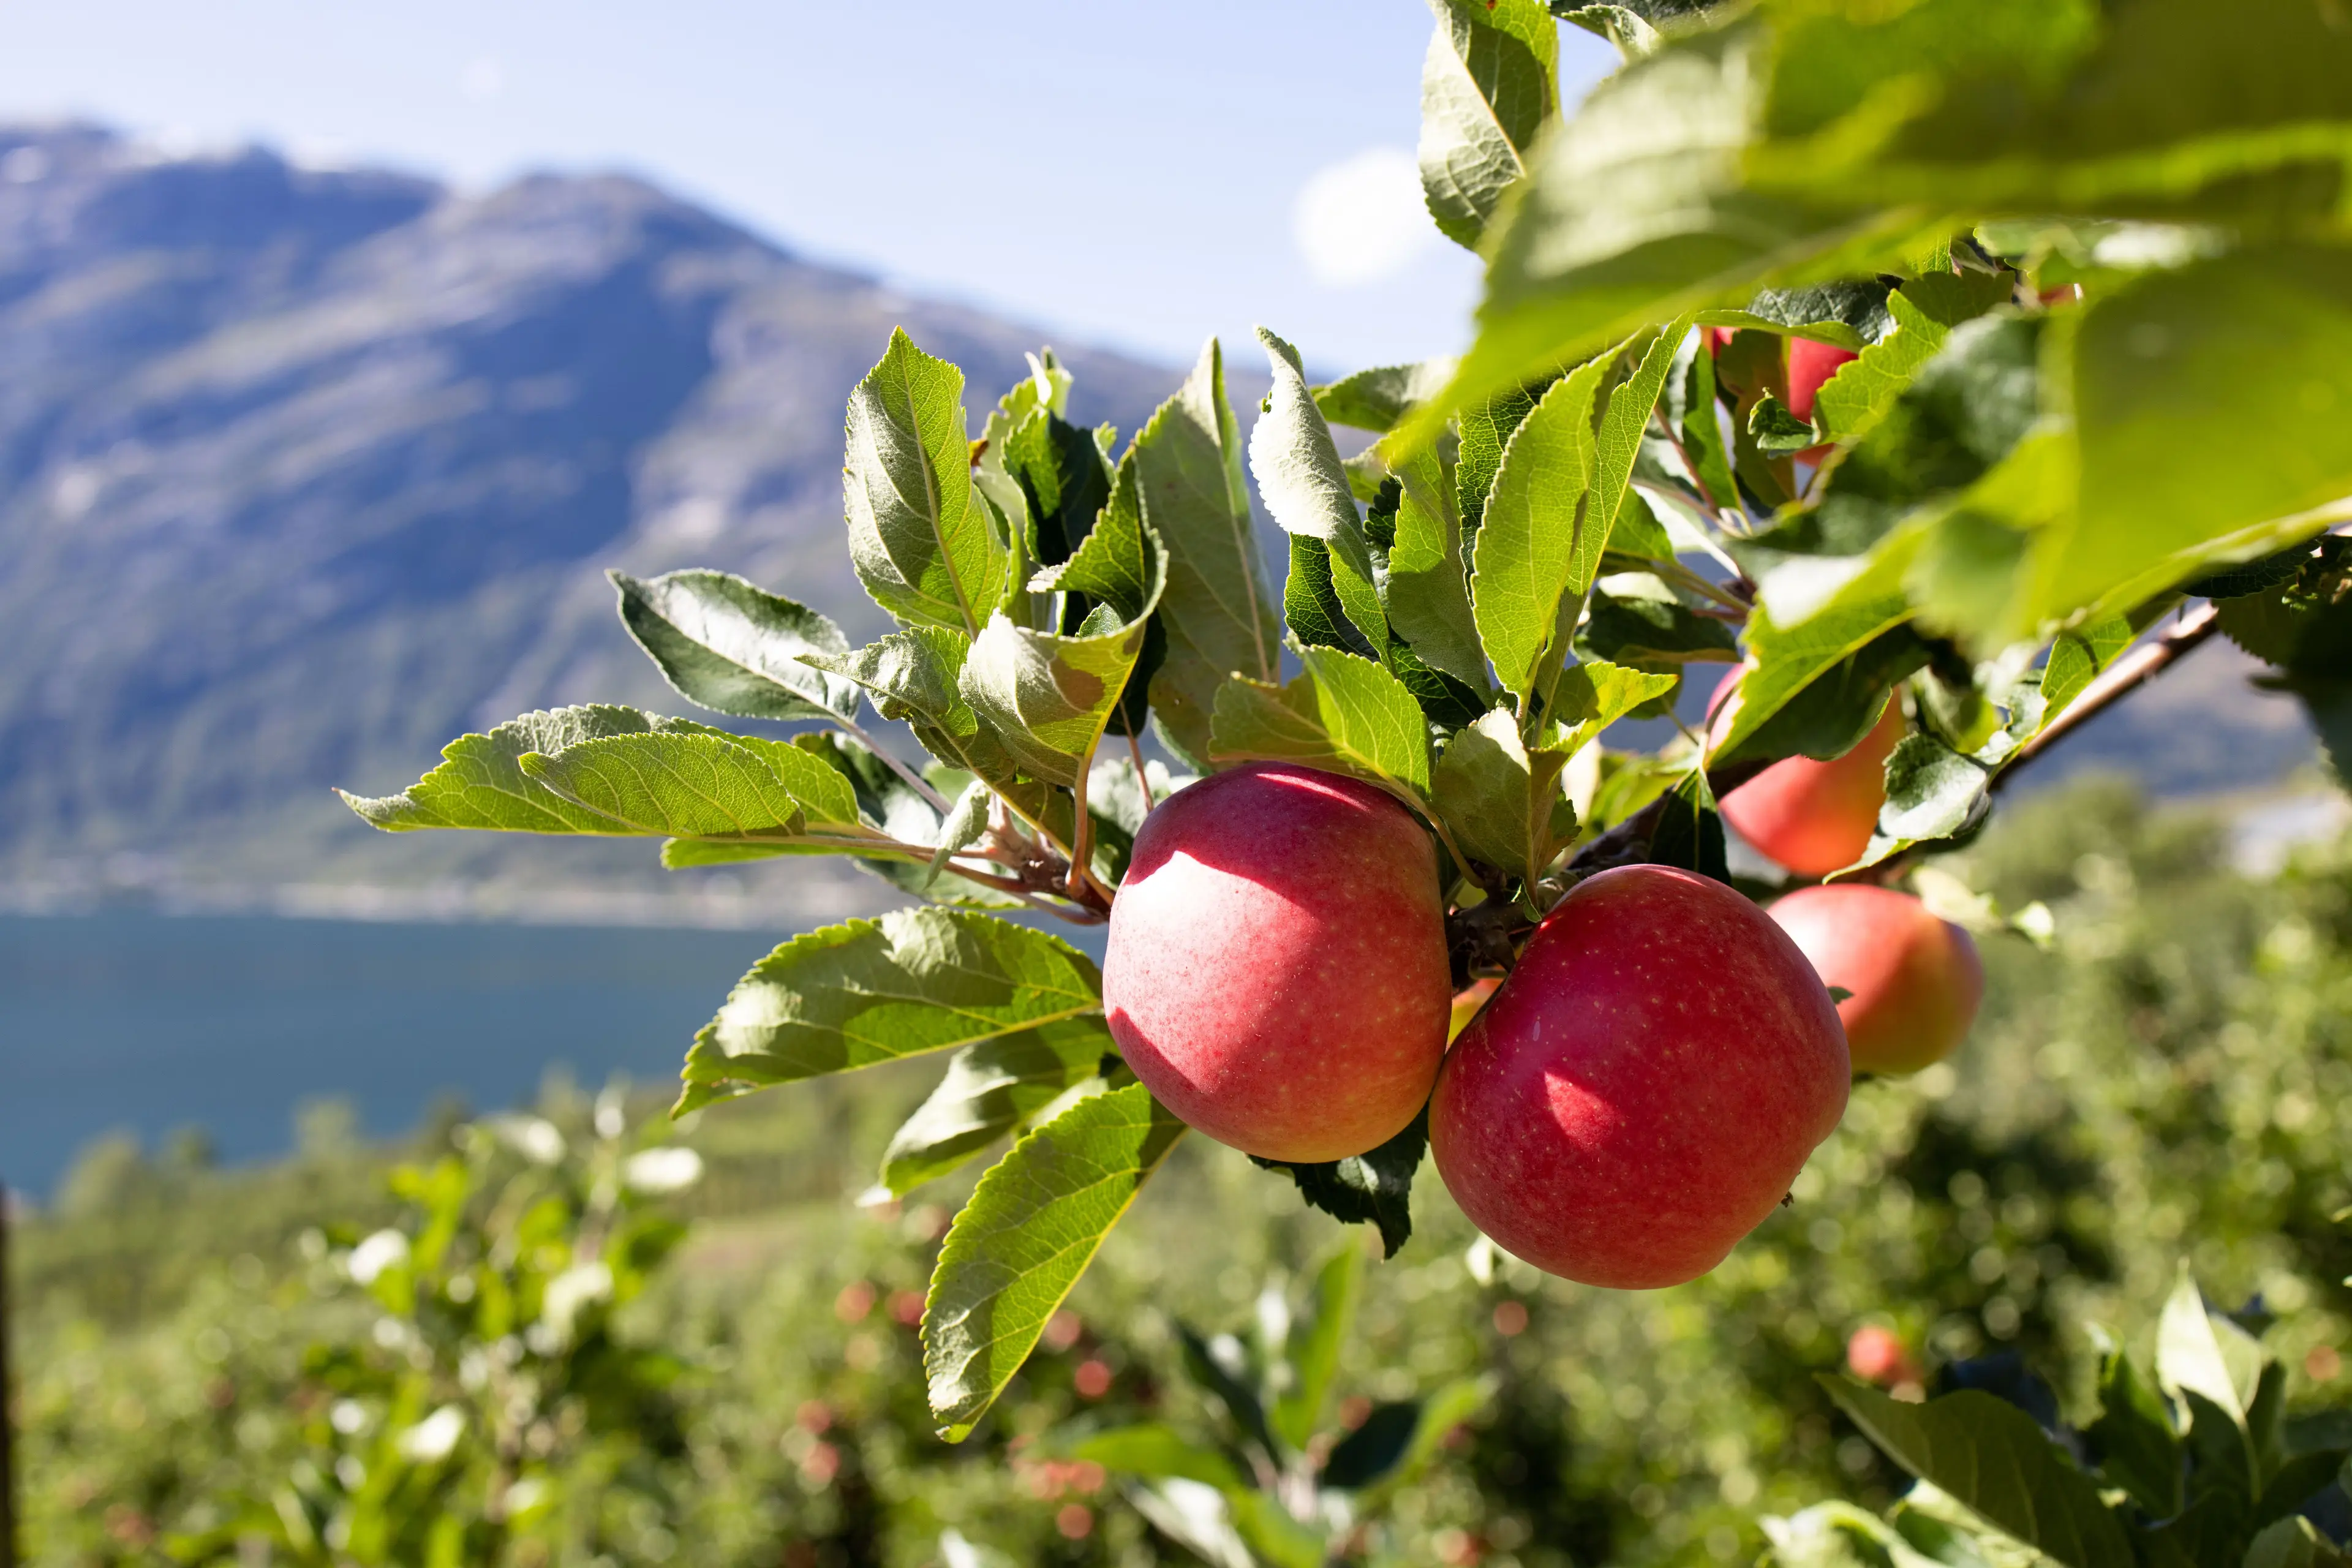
[1768,1270,2352,1568]
[1054,1242,1490,1568]
[167,1091,706,1564]
[338,0,2352,1446]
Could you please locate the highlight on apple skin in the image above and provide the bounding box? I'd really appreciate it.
[1770,883,1985,1075]
[1101,761,1452,1164]
[1711,668,1906,877]
[1428,865,1850,1289]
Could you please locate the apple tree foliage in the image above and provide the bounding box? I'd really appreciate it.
[346,0,2352,1447]
[1769,1270,2352,1568]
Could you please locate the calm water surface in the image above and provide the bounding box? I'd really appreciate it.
[0,911,784,1194]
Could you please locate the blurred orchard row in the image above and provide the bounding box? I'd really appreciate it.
[18,775,2352,1568]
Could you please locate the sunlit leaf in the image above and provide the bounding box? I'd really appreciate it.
[924,1084,1187,1439]
[679,910,1104,1110]
[844,329,1004,635]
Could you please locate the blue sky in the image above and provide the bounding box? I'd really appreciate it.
[0,1,1614,373]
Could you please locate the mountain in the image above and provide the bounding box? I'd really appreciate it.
[0,125,1181,918]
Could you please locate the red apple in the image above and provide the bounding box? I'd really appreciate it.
[1846,1324,1921,1386]
[1103,761,1451,1163]
[1769,884,1983,1074]
[1429,865,1849,1288]
[1713,671,1905,878]
[1785,337,1858,423]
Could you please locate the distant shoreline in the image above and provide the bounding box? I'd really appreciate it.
[0,875,883,932]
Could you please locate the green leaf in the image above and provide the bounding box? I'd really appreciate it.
[2039,616,2133,727]
[1712,592,1917,763]
[1591,320,1694,546]
[2245,1518,2352,1568]
[789,735,1025,908]
[679,909,1104,1110]
[1433,709,1576,887]
[1472,359,1609,704]
[1813,273,2017,446]
[1208,647,1435,804]
[922,777,993,889]
[1270,1244,1365,1452]
[516,730,870,843]
[1822,1380,2135,1568]
[1559,6,1663,63]
[1251,1108,1430,1261]
[1003,405,1113,571]
[1253,328,1386,654]
[1649,769,1730,883]
[844,328,1003,635]
[1286,533,1383,663]
[340,706,743,835]
[1760,1501,1952,1568]
[964,503,1166,790]
[1177,1321,1282,1459]
[1032,456,1156,621]
[924,1083,1188,1439]
[1577,582,1743,673]
[1728,629,1929,766]
[1457,380,1548,545]
[1379,447,1491,691]
[609,570,859,723]
[1749,393,1820,455]
[2022,246,2352,636]
[1418,0,1558,249]
[1063,1425,1250,1491]
[1322,1378,1491,1496]
[2089,1342,2182,1520]
[1138,339,1282,767]
[1313,359,1457,433]
[2158,1270,2263,1431]
[1840,732,1990,874]
[1225,1494,1329,1568]
[2253,1449,2350,1536]
[874,1019,1115,1199]
[1700,281,1894,349]
[1546,660,1681,755]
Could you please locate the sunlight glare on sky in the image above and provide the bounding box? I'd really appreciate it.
[0,1,1615,373]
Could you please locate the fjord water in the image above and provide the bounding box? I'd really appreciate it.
[0,912,782,1195]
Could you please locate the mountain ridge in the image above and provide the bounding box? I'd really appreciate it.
[0,123,1182,914]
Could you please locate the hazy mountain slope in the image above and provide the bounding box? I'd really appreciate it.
[0,126,1177,909]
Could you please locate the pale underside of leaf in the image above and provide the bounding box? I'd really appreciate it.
[609,568,859,722]
[680,908,1104,1107]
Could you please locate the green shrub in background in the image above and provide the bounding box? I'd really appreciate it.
[19,777,2352,1566]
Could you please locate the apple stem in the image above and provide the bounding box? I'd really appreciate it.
[1991,600,2220,794]
[835,715,955,816]
[1066,766,1096,899]
[1126,731,1155,813]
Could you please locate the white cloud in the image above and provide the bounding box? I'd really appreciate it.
[1292,147,1436,288]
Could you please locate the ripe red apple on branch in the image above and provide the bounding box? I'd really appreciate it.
[1710,668,1905,876]
[1429,865,1850,1289]
[1102,761,1453,1163]
[1771,884,1984,1075]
